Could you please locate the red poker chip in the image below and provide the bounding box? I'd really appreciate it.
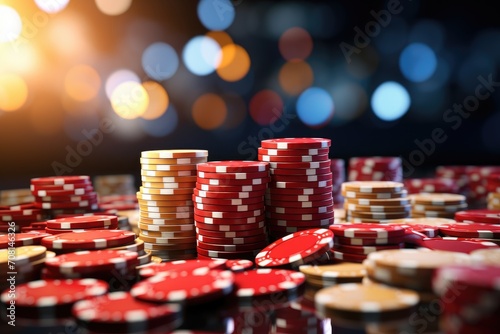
[258,147,330,157]
[196,177,271,187]
[259,154,329,163]
[255,228,333,267]
[225,259,254,272]
[197,161,269,173]
[1,212,43,222]
[334,243,404,255]
[45,250,139,274]
[267,217,334,227]
[265,211,334,221]
[41,230,136,250]
[34,199,98,210]
[30,181,91,192]
[438,222,500,238]
[194,220,266,232]
[196,247,260,260]
[194,202,264,212]
[433,265,500,295]
[138,259,227,278]
[31,176,90,186]
[196,226,267,238]
[330,250,367,263]
[334,235,405,246]
[232,269,305,299]
[414,237,499,253]
[267,192,334,203]
[328,223,405,239]
[271,172,333,183]
[35,193,98,203]
[194,188,266,199]
[197,171,269,180]
[1,279,108,308]
[131,269,234,304]
[392,224,439,237]
[196,183,268,193]
[260,138,331,150]
[45,215,118,229]
[194,208,264,219]
[196,240,268,253]
[192,195,264,206]
[266,198,334,209]
[32,186,94,197]
[271,179,333,189]
[267,205,334,215]
[197,233,267,245]
[270,167,332,176]
[266,185,333,196]
[72,291,182,331]
[455,210,500,224]
[268,161,331,170]
[0,231,51,248]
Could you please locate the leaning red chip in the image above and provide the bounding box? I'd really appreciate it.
[418,237,499,254]
[232,269,305,299]
[225,259,254,272]
[138,259,227,278]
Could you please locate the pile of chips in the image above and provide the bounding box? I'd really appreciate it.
[93,174,136,196]
[348,156,402,182]
[404,178,459,194]
[0,203,43,232]
[194,161,270,260]
[31,176,98,214]
[342,181,410,222]
[487,173,500,209]
[0,188,33,206]
[138,149,208,260]
[259,138,335,239]
[330,159,345,206]
[409,193,468,219]
[466,166,500,206]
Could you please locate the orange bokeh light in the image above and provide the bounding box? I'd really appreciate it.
[192,93,227,130]
[278,60,314,96]
[0,74,28,112]
[64,64,101,102]
[217,44,251,82]
[206,31,233,48]
[279,27,313,61]
[141,81,169,120]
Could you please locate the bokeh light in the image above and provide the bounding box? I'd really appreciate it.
[0,42,38,74]
[279,27,313,61]
[141,81,169,120]
[278,60,313,96]
[95,0,133,16]
[64,64,101,102]
[141,105,178,137]
[197,0,235,31]
[249,90,284,126]
[0,74,28,112]
[296,87,334,127]
[142,42,179,81]
[0,5,22,43]
[47,13,89,57]
[399,43,437,82]
[330,82,368,125]
[371,81,410,121]
[110,81,149,119]
[206,31,233,48]
[182,36,221,76]
[105,69,140,99]
[217,44,251,82]
[35,0,70,14]
[192,93,227,130]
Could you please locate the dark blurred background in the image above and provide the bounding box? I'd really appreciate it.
[1,0,499,189]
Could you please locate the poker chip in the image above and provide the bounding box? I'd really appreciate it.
[41,230,136,250]
[266,217,334,228]
[232,269,305,300]
[196,183,267,193]
[0,245,47,268]
[197,177,270,187]
[225,259,253,272]
[268,161,331,170]
[334,235,406,246]
[329,223,406,239]
[259,153,330,163]
[131,268,234,304]
[261,138,331,149]
[108,238,145,253]
[194,188,266,199]
[194,220,265,232]
[255,228,333,268]
[197,161,269,173]
[404,178,459,194]
[45,250,139,274]
[342,190,408,199]
[45,215,118,229]
[196,227,266,239]
[348,157,402,182]
[195,214,265,225]
[197,240,268,253]
[141,229,195,238]
[330,250,367,263]
[72,291,182,332]
[197,248,260,260]
[138,258,226,278]
[455,209,500,224]
[138,222,195,232]
[333,243,404,255]
[299,263,366,281]
[270,166,332,176]
[0,231,50,248]
[267,185,333,196]
[342,181,404,193]
[438,222,500,238]
[416,237,499,253]
[315,283,419,318]
[194,202,264,212]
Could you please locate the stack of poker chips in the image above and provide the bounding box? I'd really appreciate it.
[435,165,471,197]
[408,193,467,219]
[466,166,500,207]
[328,223,406,263]
[487,173,500,210]
[454,209,500,226]
[403,178,459,194]
[341,181,410,222]
[0,243,51,288]
[0,188,34,206]
[194,161,269,260]
[348,156,402,182]
[31,176,98,216]
[258,138,334,240]
[0,203,43,232]
[138,149,208,261]
[94,174,136,196]
[299,262,366,288]
[330,159,345,206]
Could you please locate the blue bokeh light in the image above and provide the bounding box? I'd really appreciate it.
[371,81,411,121]
[142,42,179,81]
[197,0,235,31]
[182,36,221,76]
[399,43,437,82]
[141,105,179,137]
[296,87,334,127]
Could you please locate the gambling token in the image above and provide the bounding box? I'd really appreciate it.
[344,203,411,213]
[409,193,466,206]
[137,192,193,201]
[140,186,195,195]
[346,197,410,206]
[41,230,136,250]
[141,163,199,172]
[258,147,330,156]
[267,205,334,215]
[34,200,98,210]
[225,259,253,272]
[196,177,270,187]
[299,263,366,281]
[72,291,182,332]
[331,250,367,263]
[267,193,334,203]
[138,259,227,278]
[131,268,234,304]
[108,238,145,253]
[455,209,500,224]
[269,161,331,170]
[138,222,195,232]
[334,235,406,246]
[31,175,91,186]
[32,186,94,197]
[193,195,263,206]
[270,173,333,183]
[142,181,197,189]
[197,240,268,253]
[0,245,47,268]
[329,223,405,238]
[393,224,439,237]
[140,229,195,238]
[139,233,196,244]
[267,185,333,196]
[196,226,266,238]
[265,199,335,209]
[470,248,500,265]
[381,217,456,227]
[342,181,404,193]
[196,183,267,193]
[140,156,207,166]
[342,190,407,199]
[333,243,404,255]
[137,252,152,266]
[270,167,332,176]
[350,156,401,169]
[194,208,264,219]
[315,283,419,317]
[30,182,91,192]
[261,138,331,149]
[194,220,266,232]
[259,154,329,163]
[232,268,305,299]
[265,211,334,221]
[0,231,51,248]
[255,228,333,267]
[45,215,118,229]
[144,242,196,251]
[194,202,264,212]
[271,179,333,189]
[197,161,269,173]
[197,233,267,245]
[194,188,266,199]
[1,278,108,309]
[141,149,208,159]
[34,193,97,203]
[141,169,198,177]
[197,171,269,180]
[138,217,194,225]
[438,222,500,238]
[139,204,193,213]
[140,211,193,219]
[197,247,260,259]
[45,250,139,274]
[267,217,334,227]
[138,199,193,207]
[141,175,198,184]
[412,203,468,212]
[347,211,409,220]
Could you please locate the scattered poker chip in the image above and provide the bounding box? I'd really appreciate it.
[438,222,500,238]
[72,291,182,332]
[416,237,499,253]
[255,228,333,268]
[1,278,108,308]
[41,230,136,250]
[329,223,406,239]
[131,268,234,304]
[315,283,419,317]
[0,245,47,268]
[225,259,253,272]
[45,250,139,275]
[433,265,500,299]
[45,215,118,229]
[260,138,331,150]
[455,209,500,224]
[299,263,366,281]
[334,235,406,246]
[138,259,226,278]
[232,269,305,300]
[0,231,51,248]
